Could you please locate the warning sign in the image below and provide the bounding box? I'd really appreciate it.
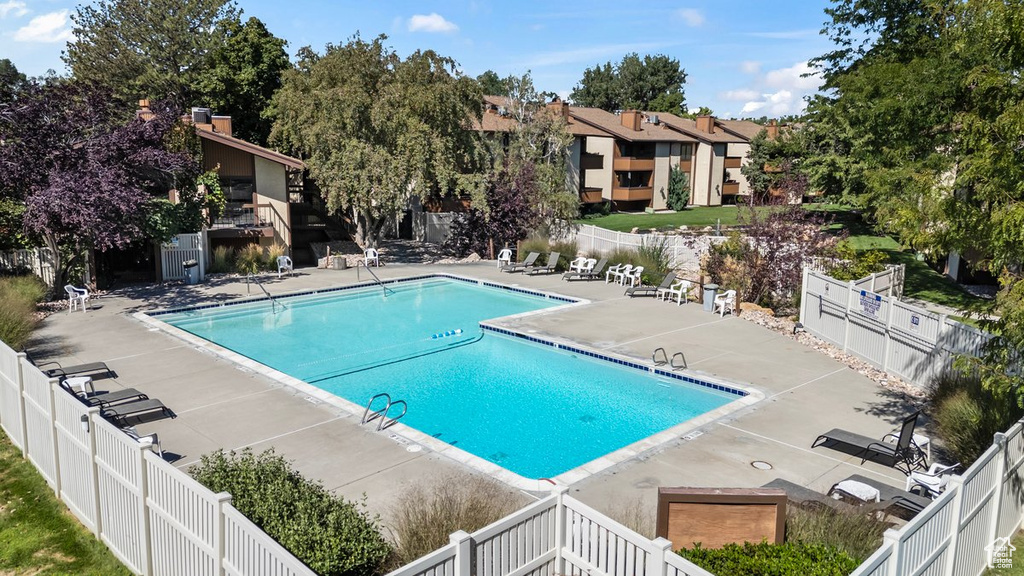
[859,290,882,318]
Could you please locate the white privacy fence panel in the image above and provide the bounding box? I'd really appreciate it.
[0,345,24,449]
[569,225,727,273]
[95,416,150,574]
[21,360,59,491]
[472,496,557,576]
[0,247,56,286]
[413,212,456,244]
[54,388,99,534]
[160,233,205,282]
[800,268,992,389]
[222,504,318,576]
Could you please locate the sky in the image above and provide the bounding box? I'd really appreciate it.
[0,0,836,119]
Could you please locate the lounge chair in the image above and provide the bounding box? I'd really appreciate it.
[502,251,539,273]
[65,284,90,313]
[625,273,676,298]
[762,478,860,513]
[830,474,933,518]
[812,411,924,474]
[60,379,149,408]
[659,279,693,305]
[563,258,608,281]
[525,252,561,275]
[277,255,293,278]
[100,398,176,425]
[713,289,737,316]
[606,264,632,284]
[26,352,115,380]
[496,248,513,269]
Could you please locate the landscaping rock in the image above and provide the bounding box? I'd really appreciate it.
[739,302,774,316]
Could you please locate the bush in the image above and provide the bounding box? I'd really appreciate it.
[604,496,655,539]
[265,243,287,270]
[235,244,264,276]
[785,506,888,563]
[518,235,550,261]
[679,541,860,576]
[829,245,890,281]
[0,275,45,349]
[666,166,690,211]
[444,209,490,258]
[388,475,528,567]
[208,246,236,274]
[605,247,637,268]
[549,239,578,271]
[635,236,671,284]
[191,449,390,576]
[930,371,1021,465]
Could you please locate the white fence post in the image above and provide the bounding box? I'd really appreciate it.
[552,485,568,574]
[843,280,855,351]
[882,293,894,372]
[647,537,672,576]
[87,408,103,537]
[137,442,153,576]
[883,528,903,574]
[449,530,472,576]
[15,352,27,450]
[799,267,809,326]
[45,379,62,498]
[215,492,232,576]
[942,475,966,576]
[986,433,1008,568]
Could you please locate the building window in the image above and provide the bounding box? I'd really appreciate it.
[221,178,254,203]
[680,145,693,161]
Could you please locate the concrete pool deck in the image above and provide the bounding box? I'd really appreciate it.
[31,262,930,522]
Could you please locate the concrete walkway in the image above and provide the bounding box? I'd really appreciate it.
[33,262,929,524]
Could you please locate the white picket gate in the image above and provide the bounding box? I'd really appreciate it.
[160,233,205,282]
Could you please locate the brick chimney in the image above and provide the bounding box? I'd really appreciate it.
[621,110,642,131]
[136,99,155,121]
[696,115,715,134]
[766,119,779,140]
[546,98,569,118]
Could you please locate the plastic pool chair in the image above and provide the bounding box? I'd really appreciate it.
[567,256,588,273]
[713,289,737,316]
[123,426,163,457]
[829,474,933,518]
[502,251,539,273]
[59,379,149,408]
[621,266,644,287]
[626,273,676,298]
[496,248,513,269]
[606,263,632,284]
[65,284,90,313]
[659,279,693,305]
[277,255,294,278]
[364,248,380,267]
[525,252,561,275]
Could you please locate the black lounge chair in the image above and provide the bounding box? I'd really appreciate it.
[625,273,676,298]
[26,351,114,380]
[562,258,608,281]
[502,252,539,273]
[525,252,561,275]
[59,379,149,408]
[812,411,924,474]
[829,474,933,518]
[100,398,175,425]
[762,478,860,513]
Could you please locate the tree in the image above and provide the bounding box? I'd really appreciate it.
[741,129,810,203]
[197,17,290,145]
[269,35,484,247]
[0,80,198,290]
[665,166,690,211]
[64,0,239,107]
[571,53,686,113]
[476,70,508,96]
[0,59,26,104]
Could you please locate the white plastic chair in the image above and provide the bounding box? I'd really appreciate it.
[905,462,960,498]
[659,279,692,305]
[364,248,380,267]
[497,248,513,269]
[622,266,644,287]
[606,264,632,284]
[582,258,597,273]
[713,289,737,316]
[123,426,163,457]
[64,284,89,313]
[568,256,588,273]
[277,255,293,278]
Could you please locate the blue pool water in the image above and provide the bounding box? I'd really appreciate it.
[159,277,739,479]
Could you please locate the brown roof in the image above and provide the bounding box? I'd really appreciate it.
[196,128,305,170]
[653,114,745,144]
[476,96,608,137]
[716,119,766,140]
[567,107,697,143]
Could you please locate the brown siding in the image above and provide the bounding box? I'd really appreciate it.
[611,186,654,202]
[724,157,743,169]
[613,157,656,171]
[202,140,254,177]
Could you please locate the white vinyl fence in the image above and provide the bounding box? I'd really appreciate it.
[799,268,990,388]
[0,247,56,286]
[568,224,726,273]
[0,340,316,576]
[160,233,205,283]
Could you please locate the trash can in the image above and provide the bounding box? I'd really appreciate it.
[183,259,200,285]
[703,283,719,313]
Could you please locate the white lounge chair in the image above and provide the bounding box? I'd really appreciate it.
[606,264,632,284]
[496,248,513,269]
[567,256,588,273]
[621,266,644,287]
[364,248,380,267]
[659,279,693,305]
[65,284,89,313]
[713,289,737,316]
[277,255,293,278]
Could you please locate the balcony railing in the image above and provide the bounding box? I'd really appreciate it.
[211,204,278,230]
[724,157,743,169]
[611,186,653,202]
[722,182,740,196]
[579,188,604,204]
[612,157,655,172]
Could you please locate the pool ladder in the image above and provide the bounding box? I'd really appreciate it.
[361,393,407,431]
[653,347,687,370]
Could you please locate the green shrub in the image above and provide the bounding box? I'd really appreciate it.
[235,244,264,276]
[635,236,671,284]
[666,166,691,211]
[786,506,888,563]
[829,245,890,281]
[208,246,235,274]
[930,371,1023,466]
[388,475,528,567]
[264,243,287,270]
[549,239,578,271]
[191,449,390,576]
[518,235,550,261]
[679,541,860,576]
[0,275,45,349]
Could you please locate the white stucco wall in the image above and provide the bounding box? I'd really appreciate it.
[585,137,614,200]
[254,156,291,249]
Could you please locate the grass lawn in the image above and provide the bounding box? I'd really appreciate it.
[0,431,130,575]
[577,205,754,231]
[984,531,1024,575]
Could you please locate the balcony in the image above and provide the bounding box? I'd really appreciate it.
[579,188,604,204]
[611,186,653,202]
[722,182,740,196]
[678,160,692,172]
[209,204,278,238]
[724,157,743,169]
[612,157,655,172]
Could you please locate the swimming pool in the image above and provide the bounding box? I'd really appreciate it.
[148,275,752,485]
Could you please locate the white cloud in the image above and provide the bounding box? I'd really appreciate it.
[740,90,804,116]
[0,0,28,18]
[675,8,704,27]
[739,60,760,74]
[407,13,458,33]
[764,60,821,92]
[13,10,72,43]
[720,88,760,101]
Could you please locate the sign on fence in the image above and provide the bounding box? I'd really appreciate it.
[859,290,881,318]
